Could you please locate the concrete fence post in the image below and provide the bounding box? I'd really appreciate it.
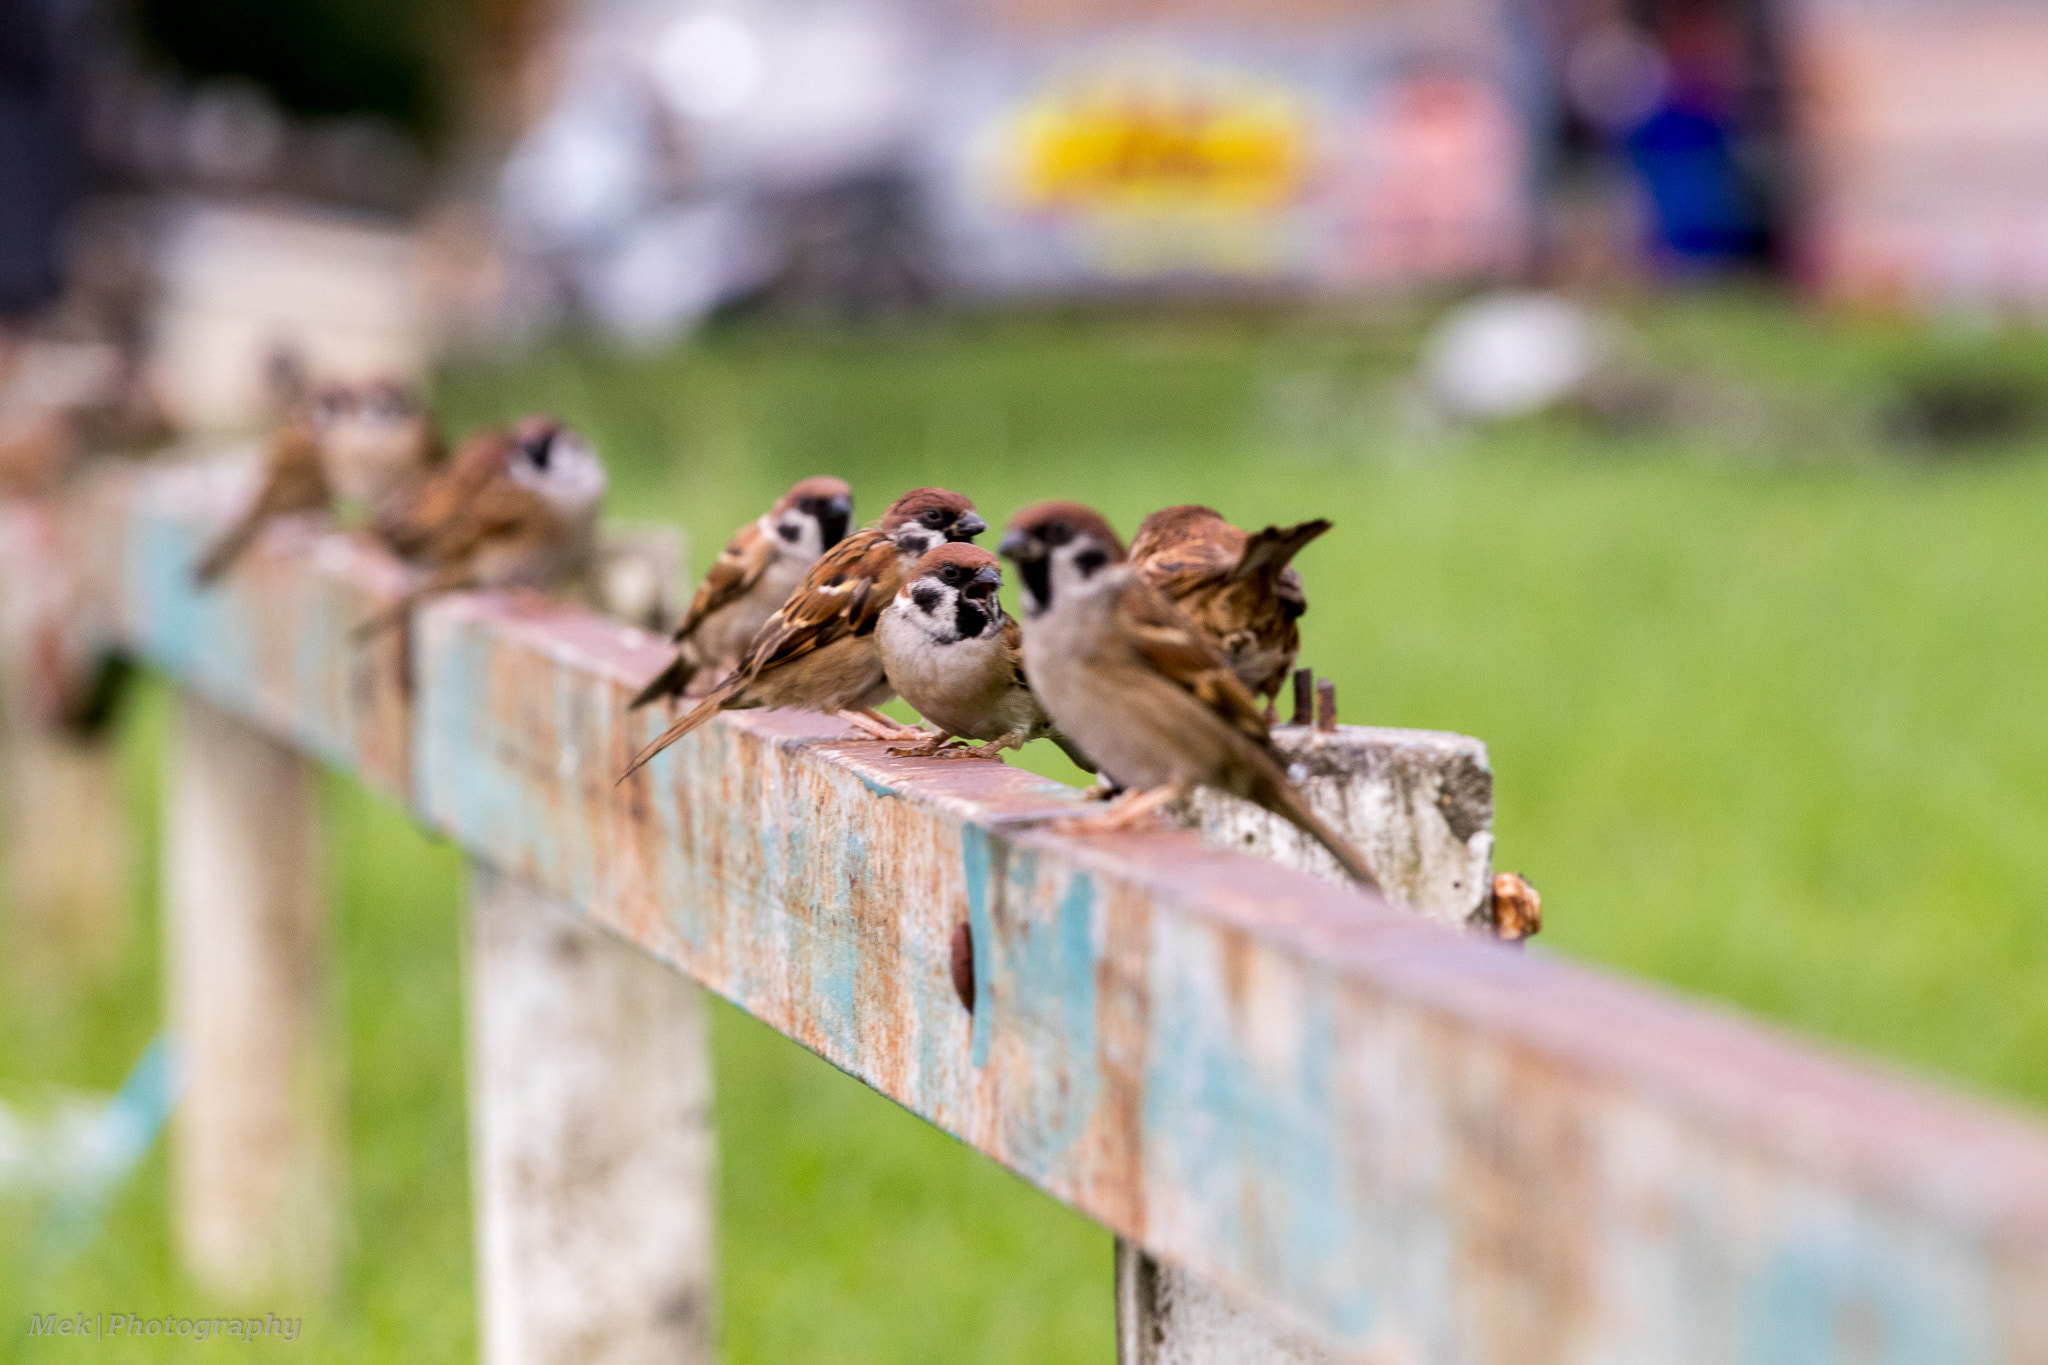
[463,864,716,1365]
[1120,723,1501,1365]
[163,689,336,1299]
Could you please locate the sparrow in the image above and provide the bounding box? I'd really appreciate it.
[194,379,443,585]
[619,486,985,780]
[999,501,1378,889]
[877,542,1091,767]
[1127,504,1330,714]
[314,378,445,516]
[193,398,331,584]
[356,415,606,636]
[629,476,854,708]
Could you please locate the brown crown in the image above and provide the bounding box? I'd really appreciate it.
[913,542,1000,576]
[879,486,977,529]
[776,475,853,511]
[1003,500,1127,561]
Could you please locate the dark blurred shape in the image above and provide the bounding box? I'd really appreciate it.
[1884,368,2044,452]
[0,0,82,318]
[127,0,447,143]
[755,174,935,322]
[1538,0,1783,280]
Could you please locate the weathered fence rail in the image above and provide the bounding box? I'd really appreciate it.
[6,454,2048,1364]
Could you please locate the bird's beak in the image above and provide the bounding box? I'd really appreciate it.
[954,511,987,541]
[998,528,1037,561]
[965,565,1002,599]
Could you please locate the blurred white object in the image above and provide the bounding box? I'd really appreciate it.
[1421,292,1599,421]
[495,0,919,340]
[653,11,766,121]
[580,199,771,342]
[152,204,426,434]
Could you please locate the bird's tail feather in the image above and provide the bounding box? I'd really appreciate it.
[351,567,472,643]
[1265,774,1380,890]
[193,514,265,585]
[618,679,740,782]
[628,649,697,710]
[1234,519,1331,586]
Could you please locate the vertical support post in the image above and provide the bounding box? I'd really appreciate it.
[1122,725,1499,1364]
[464,864,716,1365]
[164,689,335,1299]
[1,711,132,971]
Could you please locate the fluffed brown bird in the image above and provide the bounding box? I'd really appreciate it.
[619,487,984,780]
[878,543,1091,767]
[999,500,1377,889]
[355,415,605,637]
[630,476,854,707]
[1128,504,1330,713]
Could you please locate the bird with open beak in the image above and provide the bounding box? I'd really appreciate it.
[631,476,854,707]
[619,486,985,780]
[1000,500,1378,888]
[878,542,1091,766]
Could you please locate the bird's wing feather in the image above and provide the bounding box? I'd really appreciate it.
[734,529,897,678]
[1001,613,1030,688]
[411,475,540,568]
[1233,519,1331,586]
[1115,582,1271,750]
[674,519,773,642]
[374,430,510,558]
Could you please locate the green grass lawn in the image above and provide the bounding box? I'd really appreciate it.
[5,294,2047,1361]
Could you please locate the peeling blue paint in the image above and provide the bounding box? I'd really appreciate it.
[1144,945,1376,1340]
[1742,1233,1987,1365]
[993,866,1099,1181]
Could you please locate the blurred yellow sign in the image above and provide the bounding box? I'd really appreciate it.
[1011,66,1311,213]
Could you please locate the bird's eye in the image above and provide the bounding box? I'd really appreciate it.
[921,509,947,526]
[940,566,960,583]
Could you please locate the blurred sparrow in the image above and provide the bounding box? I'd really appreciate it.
[193,399,331,584]
[878,543,1091,766]
[1128,504,1329,714]
[630,475,854,707]
[356,415,605,636]
[314,378,445,516]
[195,379,443,585]
[1000,501,1378,889]
[619,486,984,779]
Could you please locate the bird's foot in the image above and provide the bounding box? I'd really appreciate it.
[887,733,964,758]
[839,709,927,742]
[1049,784,1185,836]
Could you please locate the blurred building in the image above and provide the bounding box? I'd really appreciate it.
[1784,0,2048,315]
[493,0,1536,333]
